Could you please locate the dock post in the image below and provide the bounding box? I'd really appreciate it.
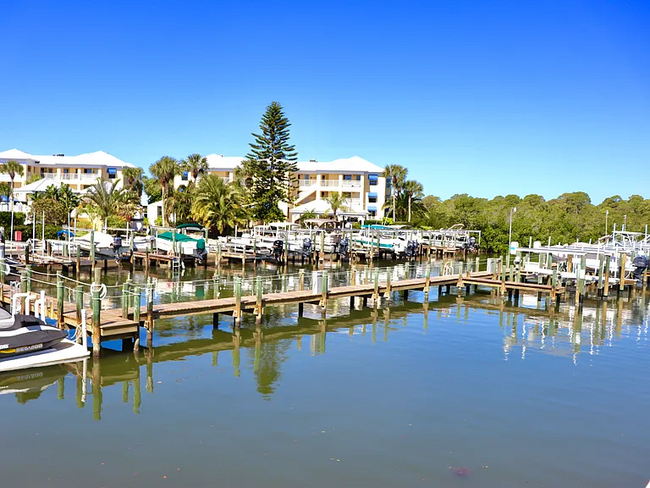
[509,265,514,282]
[146,285,154,348]
[424,262,431,295]
[373,269,379,306]
[76,285,83,325]
[213,273,220,299]
[90,230,96,271]
[75,243,81,274]
[26,264,32,293]
[0,256,5,285]
[385,269,392,303]
[56,272,64,328]
[299,269,305,291]
[91,287,101,357]
[619,252,627,295]
[122,279,131,318]
[133,286,141,325]
[255,276,263,324]
[320,270,329,316]
[603,256,611,298]
[319,232,325,265]
[234,277,242,326]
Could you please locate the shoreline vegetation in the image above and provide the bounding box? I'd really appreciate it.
[1,102,646,255]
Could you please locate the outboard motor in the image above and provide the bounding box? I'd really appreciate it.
[113,235,123,259]
[273,240,284,262]
[632,254,648,281]
[195,238,207,264]
[302,238,313,256]
[468,236,477,252]
[338,237,349,259]
[406,240,419,259]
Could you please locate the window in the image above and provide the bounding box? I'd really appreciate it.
[369,174,378,186]
[182,171,189,181]
[368,192,378,203]
[343,174,352,181]
[107,167,117,179]
[84,168,93,174]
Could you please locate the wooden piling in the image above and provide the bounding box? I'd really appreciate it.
[91,287,101,357]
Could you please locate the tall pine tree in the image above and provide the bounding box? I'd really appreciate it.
[246,102,298,222]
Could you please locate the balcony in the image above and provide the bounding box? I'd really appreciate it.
[320,180,340,187]
[299,179,317,187]
[341,180,362,188]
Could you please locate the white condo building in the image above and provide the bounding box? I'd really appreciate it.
[0,148,135,203]
[156,154,388,224]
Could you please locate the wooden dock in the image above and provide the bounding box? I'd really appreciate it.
[0,258,578,358]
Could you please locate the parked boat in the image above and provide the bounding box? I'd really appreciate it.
[0,309,68,360]
[155,231,208,262]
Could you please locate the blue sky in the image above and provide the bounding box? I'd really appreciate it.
[1,0,648,203]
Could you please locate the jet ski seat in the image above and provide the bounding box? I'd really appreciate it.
[0,308,18,331]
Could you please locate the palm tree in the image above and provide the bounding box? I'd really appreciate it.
[180,153,208,185]
[123,167,144,197]
[382,164,407,222]
[0,160,25,241]
[149,156,179,227]
[85,178,140,229]
[191,174,250,234]
[403,180,424,222]
[0,182,10,202]
[325,192,349,220]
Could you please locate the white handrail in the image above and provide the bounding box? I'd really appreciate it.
[11,292,29,316]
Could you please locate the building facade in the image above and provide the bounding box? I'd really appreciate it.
[159,154,388,223]
[0,148,135,202]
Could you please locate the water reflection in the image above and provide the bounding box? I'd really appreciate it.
[2,289,649,417]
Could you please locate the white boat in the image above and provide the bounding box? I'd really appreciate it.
[155,231,208,262]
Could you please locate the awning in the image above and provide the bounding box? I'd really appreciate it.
[107,167,117,175]
[368,192,377,199]
[368,174,379,181]
[368,205,377,211]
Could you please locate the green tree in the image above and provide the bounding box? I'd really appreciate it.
[325,192,349,219]
[180,153,208,185]
[382,164,407,221]
[0,182,10,201]
[167,185,194,224]
[143,176,162,204]
[402,180,424,223]
[149,156,179,226]
[0,160,25,241]
[123,167,144,197]
[84,178,140,229]
[191,174,250,234]
[25,174,42,185]
[246,102,298,222]
[30,198,68,225]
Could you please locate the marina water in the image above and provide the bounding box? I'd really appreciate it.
[1,263,649,487]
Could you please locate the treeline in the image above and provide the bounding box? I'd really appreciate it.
[411,192,650,254]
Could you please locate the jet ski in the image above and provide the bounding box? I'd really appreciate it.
[0,308,68,359]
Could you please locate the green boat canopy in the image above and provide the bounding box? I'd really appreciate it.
[158,231,200,242]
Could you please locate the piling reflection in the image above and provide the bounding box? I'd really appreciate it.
[2,288,649,417]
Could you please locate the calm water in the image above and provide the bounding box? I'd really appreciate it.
[2,263,650,487]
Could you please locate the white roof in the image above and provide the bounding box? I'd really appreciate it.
[0,149,135,168]
[0,149,33,160]
[297,156,383,174]
[205,154,383,175]
[14,178,63,194]
[205,153,245,170]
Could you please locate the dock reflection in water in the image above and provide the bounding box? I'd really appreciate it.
[1,288,649,488]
